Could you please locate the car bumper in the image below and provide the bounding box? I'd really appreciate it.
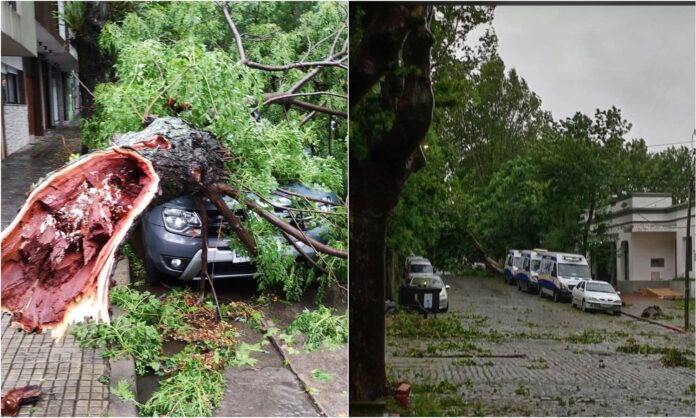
[143,220,321,280]
[585,302,622,312]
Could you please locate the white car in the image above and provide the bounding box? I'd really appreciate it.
[404,274,450,312]
[404,257,435,282]
[571,280,622,315]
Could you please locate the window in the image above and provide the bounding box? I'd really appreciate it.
[2,72,19,104]
[6,1,17,11]
[531,259,541,273]
[523,257,530,270]
[506,255,512,267]
[551,263,557,277]
[650,258,665,268]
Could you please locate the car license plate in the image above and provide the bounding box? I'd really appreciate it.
[601,304,613,308]
[423,293,433,309]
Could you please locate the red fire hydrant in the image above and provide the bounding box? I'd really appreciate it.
[395,383,411,407]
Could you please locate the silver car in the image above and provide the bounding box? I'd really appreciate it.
[571,280,622,315]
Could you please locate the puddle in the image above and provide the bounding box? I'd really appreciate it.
[135,340,186,404]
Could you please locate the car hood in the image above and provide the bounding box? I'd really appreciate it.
[585,290,621,302]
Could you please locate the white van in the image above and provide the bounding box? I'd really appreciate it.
[516,249,546,293]
[538,252,591,302]
[503,249,522,285]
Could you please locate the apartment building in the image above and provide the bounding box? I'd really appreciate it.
[1,1,79,158]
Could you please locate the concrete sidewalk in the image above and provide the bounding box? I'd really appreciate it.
[1,126,81,228]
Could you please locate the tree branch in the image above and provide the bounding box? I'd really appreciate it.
[205,190,259,257]
[221,3,347,72]
[208,183,347,259]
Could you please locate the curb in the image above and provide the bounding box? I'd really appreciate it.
[260,318,328,417]
[621,311,688,333]
[107,258,139,417]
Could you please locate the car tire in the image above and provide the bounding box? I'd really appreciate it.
[553,289,560,303]
[581,300,587,312]
[440,305,449,313]
[538,285,544,298]
[145,257,167,286]
[517,280,522,291]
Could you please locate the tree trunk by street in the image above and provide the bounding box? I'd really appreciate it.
[349,4,434,402]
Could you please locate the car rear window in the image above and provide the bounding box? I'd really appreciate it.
[586,282,616,293]
[410,276,443,288]
[410,264,434,273]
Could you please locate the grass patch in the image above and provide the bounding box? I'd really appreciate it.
[527,358,549,370]
[617,338,695,368]
[514,386,529,396]
[387,312,470,339]
[311,369,334,382]
[673,298,695,313]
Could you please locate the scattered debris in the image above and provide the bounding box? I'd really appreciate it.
[641,305,664,319]
[1,386,42,417]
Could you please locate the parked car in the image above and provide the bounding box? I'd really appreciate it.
[538,252,591,302]
[571,280,622,315]
[503,249,522,285]
[404,256,435,282]
[400,273,450,312]
[141,181,339,283]
[516,249,546,293]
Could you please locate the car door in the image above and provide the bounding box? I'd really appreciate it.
[573,281,585,305]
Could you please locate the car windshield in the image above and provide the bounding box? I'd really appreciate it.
[587,282,616,293]
[410,276,443,288]
[531,260,541,273]
[558,264,591,278]
[513,257,523,268]
[410,264,434,273]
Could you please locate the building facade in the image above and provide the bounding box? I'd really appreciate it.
[591,192,695,295]
[1,1,79,158]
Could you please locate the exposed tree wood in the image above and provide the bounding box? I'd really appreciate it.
[194,195,223,320]
[205,191,258,257]
[1,386,42,417]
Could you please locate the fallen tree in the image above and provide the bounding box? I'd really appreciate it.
[1,117,347,338]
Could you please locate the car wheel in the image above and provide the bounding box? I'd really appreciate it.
[144,257,167,286]
[581,300,587,312]
[538,285,544,298]
[553,289,559,303]
[517,280,522,291]
[440,305,449,313]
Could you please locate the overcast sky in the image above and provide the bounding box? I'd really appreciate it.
[491,5,695,149]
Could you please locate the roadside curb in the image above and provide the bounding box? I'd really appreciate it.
[107,257,139,417]
[260,318,328,417]
[621,311,688,333]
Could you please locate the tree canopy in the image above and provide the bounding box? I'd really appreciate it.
[80,1,348,300]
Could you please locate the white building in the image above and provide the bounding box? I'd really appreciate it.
[591,193,695,294]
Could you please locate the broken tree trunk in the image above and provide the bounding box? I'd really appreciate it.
[1,117,344,338]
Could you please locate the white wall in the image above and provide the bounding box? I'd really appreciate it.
[1,2,37,56]
[2,105,31,155]
[630,232,676,281]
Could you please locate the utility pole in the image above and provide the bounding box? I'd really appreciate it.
[686,179,692,330]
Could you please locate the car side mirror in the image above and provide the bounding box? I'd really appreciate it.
[445,285,451,289]
[616,291,621,295]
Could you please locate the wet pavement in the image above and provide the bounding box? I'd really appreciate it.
[1,126,81,229]
[386,275,695,416]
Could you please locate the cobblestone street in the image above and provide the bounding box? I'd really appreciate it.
[386,275,696,416]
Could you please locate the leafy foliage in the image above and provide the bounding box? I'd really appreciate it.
[287,305,347,351]
[85,1,347,300]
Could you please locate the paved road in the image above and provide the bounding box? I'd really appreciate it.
[386,275,696,416]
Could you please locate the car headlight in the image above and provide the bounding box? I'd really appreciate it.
[559,282,569,290]
[163,208,202,234]
[588,297,599,302]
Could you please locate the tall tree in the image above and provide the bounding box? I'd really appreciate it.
[349,4,435,401]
